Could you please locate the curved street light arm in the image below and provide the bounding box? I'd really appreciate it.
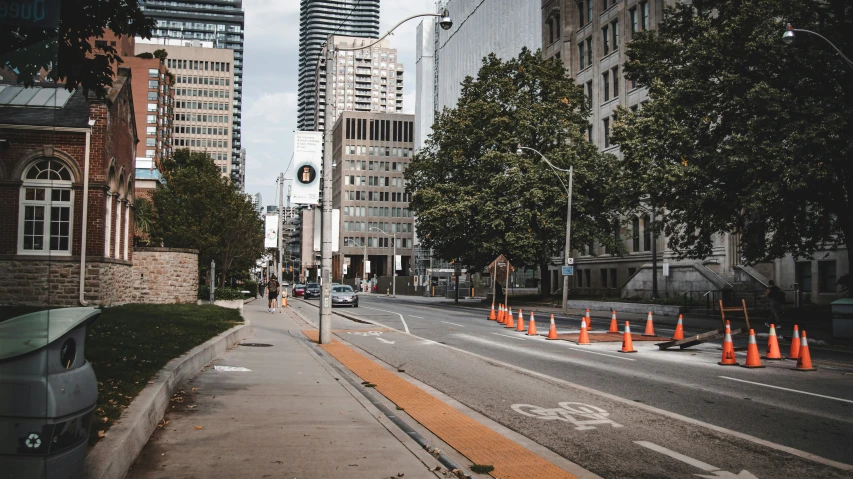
[336,13,446,52]
[791,28,853,71]
[517,146,571,194]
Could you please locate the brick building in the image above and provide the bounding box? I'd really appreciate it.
[0,69,139,306]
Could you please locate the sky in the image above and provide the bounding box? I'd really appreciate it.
[242,0,434,208]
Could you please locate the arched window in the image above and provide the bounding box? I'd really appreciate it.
[554,13,561,41]
[19,159,75,254]
[642,214,651,252]
[548,19,555,44]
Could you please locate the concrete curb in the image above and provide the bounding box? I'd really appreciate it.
[83,319,252,479]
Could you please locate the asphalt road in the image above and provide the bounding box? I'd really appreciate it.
[291,295,853,479]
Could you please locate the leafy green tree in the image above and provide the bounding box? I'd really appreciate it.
[0,0,154,95]
[133,197,154,246]
[406,48,620,294]
[152,149,264,285]
[612,0,853,295]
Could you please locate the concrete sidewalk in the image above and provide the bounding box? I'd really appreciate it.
[125,300,441,478]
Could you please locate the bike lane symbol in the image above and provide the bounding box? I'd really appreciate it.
[511,402,624,431]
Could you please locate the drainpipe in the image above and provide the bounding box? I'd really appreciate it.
[79,118,96,306]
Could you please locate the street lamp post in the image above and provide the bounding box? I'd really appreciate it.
[516,146,573,314]
[312,10,452,344]
[782,24,853,71]
[638,196,658,300]
[370,227,396,297]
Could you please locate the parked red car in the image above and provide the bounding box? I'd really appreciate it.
[292,284,306,297]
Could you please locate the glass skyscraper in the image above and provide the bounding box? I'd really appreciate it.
[139,0,246,188]
[297,0,380,132]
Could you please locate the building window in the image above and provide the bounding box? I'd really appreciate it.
[630,7,638,34]
[579,42,585,70]
[602,71,610,101]
[148,68,158,78]
[18,160,74,255]
[548,19,554,45]
[146,138,156,147]
[601,269,608,288]
[602,0,608,10]
[577,1,584,27]
[148,80,158,89]
[796,262,812,293]
[586,0,592,23]
[602,25,610,55]
[641,1,649,31]
[612,66,619,97]
[632,216,640,251]
[818,261,837,293]
[577,269,584,287]
[642,215,651,251]
[603,117,611,147]
[612,20,619,50]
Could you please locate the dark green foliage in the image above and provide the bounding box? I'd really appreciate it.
[471,464,495,474]
[152,149,265,285]
[406,48,621,293]
[197,286,246,301]
[86,304,242,444]
[0,0,155,95]
[612,0,852,295]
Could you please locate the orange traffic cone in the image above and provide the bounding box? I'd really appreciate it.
[718,321,739,366]
[764,324,783,360]
[643,311,655,337]
[498,305,506,324]
[672,314,684,340]
[619,321,637,353]
[608,311,618,333]
[488,303,497,321]
[546,314,558,339]
[794,331,817,371]
[505,308,515,328]
[527,312,538,336]
[585,309,594,330]
[282,296,288,308]
[516,308,526,331]
[788,325,801,360]
[578,319,591,345]
[506,308,519,329]
[741,329,765,368]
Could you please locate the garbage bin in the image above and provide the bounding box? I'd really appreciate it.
[0,307,100,479]
[831,298,853,339]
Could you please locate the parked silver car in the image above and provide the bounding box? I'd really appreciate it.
[331,285,358,307]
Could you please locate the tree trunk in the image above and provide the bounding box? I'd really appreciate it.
[539,261,552,297]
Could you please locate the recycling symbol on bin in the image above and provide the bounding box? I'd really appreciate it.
[25,433,41,449]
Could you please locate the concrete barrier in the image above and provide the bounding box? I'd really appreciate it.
[83,320,251,479]
[196,299,244,311]
[565,300,682,316]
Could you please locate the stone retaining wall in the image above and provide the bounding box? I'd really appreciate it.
[0,256,132,306]
[131,248,198,304]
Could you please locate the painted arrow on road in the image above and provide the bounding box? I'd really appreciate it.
[377,337,395,344]
[635,441,758,478]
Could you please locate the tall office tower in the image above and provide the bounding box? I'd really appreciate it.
[138,0,246,188]
[297,0,380,132]
[136,41,236,179]
[332,112,415,282]
[314,36,404,134]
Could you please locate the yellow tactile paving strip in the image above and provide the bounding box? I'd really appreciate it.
[302,330,578,479]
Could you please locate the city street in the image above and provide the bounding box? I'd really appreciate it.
[291,295,853,479]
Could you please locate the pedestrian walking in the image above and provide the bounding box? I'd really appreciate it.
[763,280,784,337]
[267,275,280,313]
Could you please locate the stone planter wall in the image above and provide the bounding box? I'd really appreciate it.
[131,248,198,304]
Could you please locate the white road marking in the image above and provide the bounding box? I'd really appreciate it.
[411,315,424,319]
[634,441,758,478]
[719,376,853,405]
[213,365,251,372]
[441,320,466,327]
[361,306,410,334]
[564,346,638,361]
[346,331,384,336]
[512,402,623,430]
[376,337,395,344]
[634,441,718,471]
[492,332,526,341]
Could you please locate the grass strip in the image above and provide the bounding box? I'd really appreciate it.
[86,303,242,445]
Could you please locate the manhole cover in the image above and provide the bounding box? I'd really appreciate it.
[239,343,273,347]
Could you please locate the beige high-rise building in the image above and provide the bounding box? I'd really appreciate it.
[136,40,235,178]
[314,35,404,133]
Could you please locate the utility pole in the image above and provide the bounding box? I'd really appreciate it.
[650,206,658,299]
[318,43,333,344]
[277,173,284,283]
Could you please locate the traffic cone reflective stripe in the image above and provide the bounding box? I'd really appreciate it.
[643,311,655,337]
[585,309,593,330]
[764,324,783,360]
[498,305,505,324]
[741,329,765,368]
[578,318,591,345]
[516,308,526,331]
[505,308,515,328]
[718,321,739,366]
[794,331,817,371]
[547,314,558,339]
[788,325,801,360]
[608,311,618,333]
[488,303,497,321]
[527,312,538,336]
[672,314,684,340]
[619,321,637,353]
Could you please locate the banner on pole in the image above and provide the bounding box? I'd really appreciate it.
[365,260,371,274]
[395,255,402,271]
[290,131,323,204]
[264,215,278,248]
